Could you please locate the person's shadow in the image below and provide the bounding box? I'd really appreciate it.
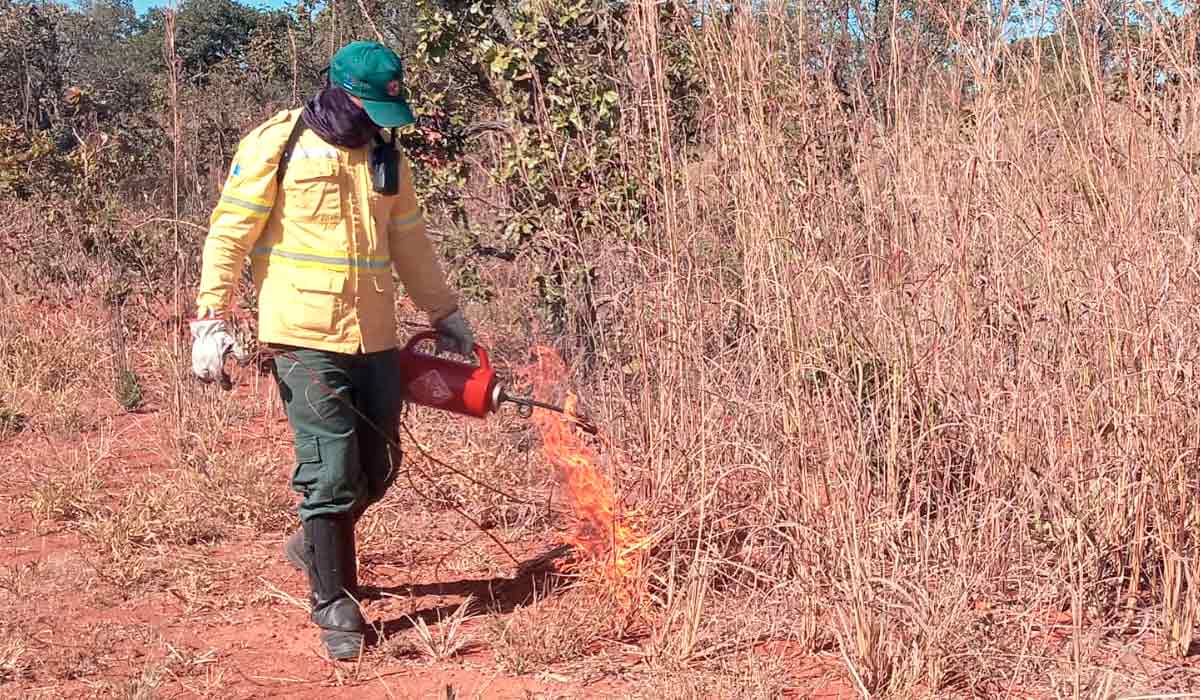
[361,544,574,644]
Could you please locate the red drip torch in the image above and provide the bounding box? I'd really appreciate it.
[396,332,597,434]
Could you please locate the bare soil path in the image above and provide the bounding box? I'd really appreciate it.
[0,363,854,699]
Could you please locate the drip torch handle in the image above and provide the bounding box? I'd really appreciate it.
[403,331,490,369]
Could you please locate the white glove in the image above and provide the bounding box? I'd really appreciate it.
[434,310,476,356]
[190,318,247,387]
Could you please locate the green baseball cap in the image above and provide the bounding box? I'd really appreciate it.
[329,41,415,128]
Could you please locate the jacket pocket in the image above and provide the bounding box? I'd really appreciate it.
[367,271,395,297]
[287,268,345,335]
[283,159,342,222]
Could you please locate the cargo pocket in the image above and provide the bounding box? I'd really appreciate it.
[283,159,342,222]
[291,434,322,499]
[288,269,345,335]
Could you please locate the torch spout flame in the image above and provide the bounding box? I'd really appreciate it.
[524,346,644,608]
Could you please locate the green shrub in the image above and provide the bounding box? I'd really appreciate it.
[116,369,143,412]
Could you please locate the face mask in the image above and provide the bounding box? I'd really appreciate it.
[301,85,379,149]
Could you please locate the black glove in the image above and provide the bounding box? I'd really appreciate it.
[434,310,476,356]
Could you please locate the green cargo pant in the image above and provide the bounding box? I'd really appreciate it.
[270,346,404,521]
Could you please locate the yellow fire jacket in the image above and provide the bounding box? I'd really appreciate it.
[195,108,459,354]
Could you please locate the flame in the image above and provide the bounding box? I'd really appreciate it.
[526,346,644,603]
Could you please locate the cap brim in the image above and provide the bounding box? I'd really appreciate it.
[362,98,415,128]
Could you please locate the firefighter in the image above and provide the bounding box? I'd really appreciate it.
[189,41,475,660]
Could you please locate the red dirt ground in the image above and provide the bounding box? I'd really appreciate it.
[0,363,857,699]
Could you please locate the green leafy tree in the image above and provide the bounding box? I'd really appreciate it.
[135,0,267,79]
[389,0,648,355]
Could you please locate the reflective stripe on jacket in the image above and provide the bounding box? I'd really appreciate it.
[195,109,458,354]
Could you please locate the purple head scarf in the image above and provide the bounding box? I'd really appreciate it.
[301,86,379,149]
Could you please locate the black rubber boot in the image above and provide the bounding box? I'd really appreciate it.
[285,505,365,572]
[303,515,365,660]
[283,527,307,571]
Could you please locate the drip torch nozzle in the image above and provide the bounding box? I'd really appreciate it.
[497,389,599,435]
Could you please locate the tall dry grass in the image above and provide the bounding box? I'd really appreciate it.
[583,0,1200,694]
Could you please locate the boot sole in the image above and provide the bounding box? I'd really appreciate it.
[321,629,364,660]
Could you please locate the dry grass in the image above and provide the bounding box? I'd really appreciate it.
[0,303,110,436]
[74,452,292,595]
[0,636,31,684]
[23,429,112,529]
[2,0,1200,694]
[631,650,796,700]
[407,594,480,662]
[577,0,1200,695]
[489,588,621,675]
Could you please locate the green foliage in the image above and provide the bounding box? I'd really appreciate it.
[116,369,144,412]
[58,0,150,109]
[0,0,65,131]
[403,0,647,341]
[136,0,269,77]
[0,122,65,197]
[0,403,28,438]
[0,0,666,320]
[0,0,302,299]
[0,0,680,353]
